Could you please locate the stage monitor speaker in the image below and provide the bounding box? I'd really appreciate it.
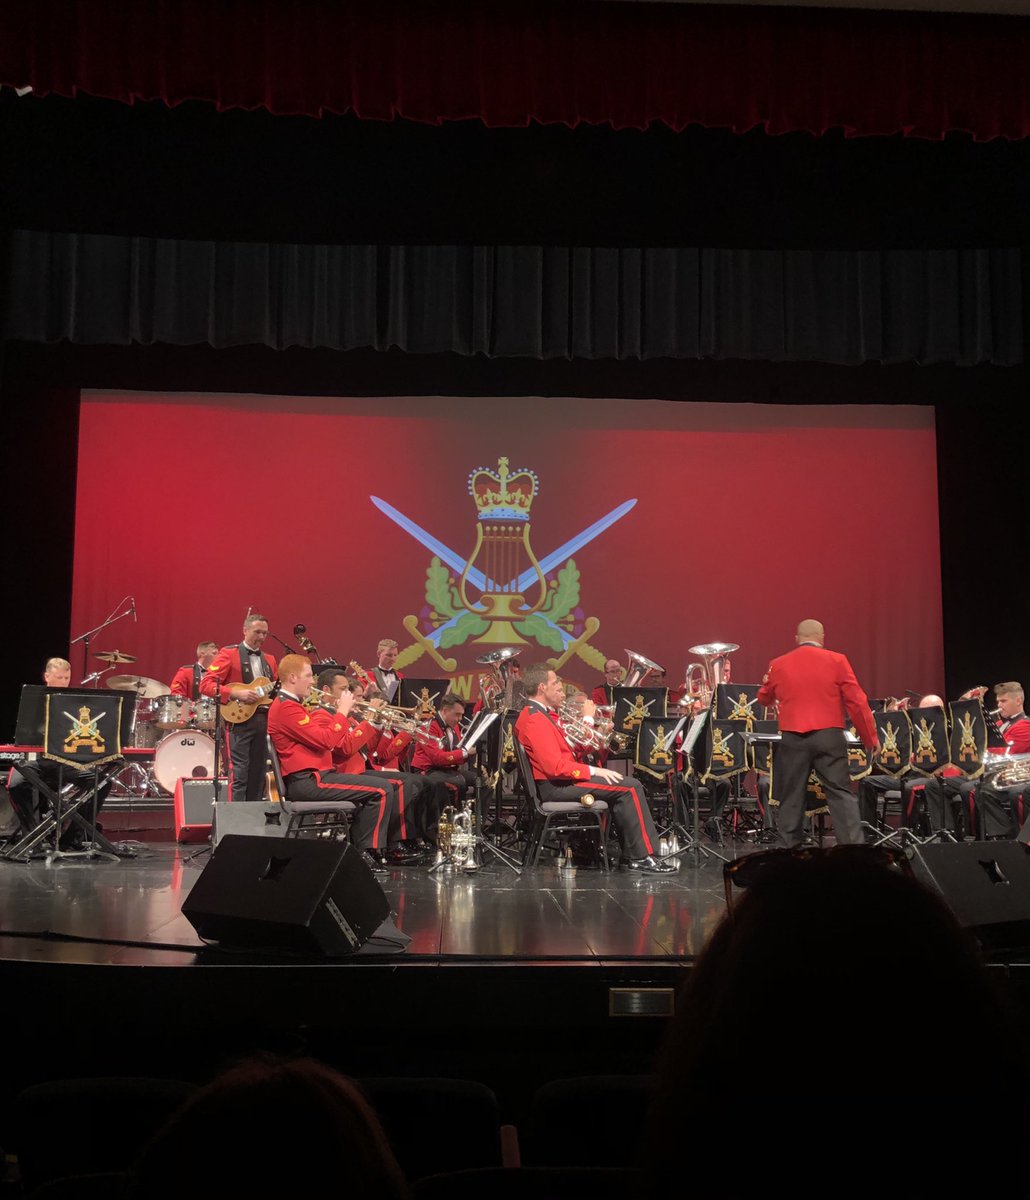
[211,800,287,846]
[181,834,390,956]
[173,778,226,843]
[909,840,1030,952]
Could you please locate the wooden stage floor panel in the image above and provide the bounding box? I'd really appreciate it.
[0,844,729,966]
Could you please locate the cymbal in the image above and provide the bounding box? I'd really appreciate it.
[107,674,170,698]
[95,650,138,664]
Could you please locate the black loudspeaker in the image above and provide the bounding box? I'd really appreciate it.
[909,841,1030,952]
[181,834,391,956]
[211,800,287,846]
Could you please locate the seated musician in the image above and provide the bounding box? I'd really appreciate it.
[591,658,624,707]
[410,692,480,807]
[268,654,399,872]
[7,657,112,848]
[973,682,1030,838]
[857,694,949,840]
[170,641,218,699]
[317,668,432,860]
[515,663,675,873]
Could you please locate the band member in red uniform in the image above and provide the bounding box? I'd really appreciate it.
[318,668,433,857]
[170,641,218,699]
[200,614,277,803]
[370,639,404,698]
[756,619,878,847]
[8,657,114,845]
[973,682,1030,838]
[591,658,624,707]
[411,693,479,806]
[516,663,675,873]
[268,655,396,870]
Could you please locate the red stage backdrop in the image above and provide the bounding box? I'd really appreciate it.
[72,392,943,702]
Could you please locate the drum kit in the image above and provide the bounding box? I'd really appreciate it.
[102,655,216,796]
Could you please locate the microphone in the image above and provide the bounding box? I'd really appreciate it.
[130,596,137,623]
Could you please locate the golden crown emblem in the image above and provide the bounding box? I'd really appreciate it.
[467,456,539,521]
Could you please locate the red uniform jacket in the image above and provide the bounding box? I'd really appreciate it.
[591,684,613,707]
[514,700,592,783]
[371,730,414,771]
[998,712,1030,755]
[411,717,469,772]
[169,664,202,698]
[200,644,278,704]
[268,694,379,777]
[757,643,877,748]
[330,716,384,774]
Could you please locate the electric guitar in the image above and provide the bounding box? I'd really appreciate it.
[220,677,279,725]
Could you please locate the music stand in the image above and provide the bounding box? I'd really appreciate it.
[3,686,133,862]
[662,711,728,866]
[431,710,521,875]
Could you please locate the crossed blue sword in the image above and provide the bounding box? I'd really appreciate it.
[369,495,637,648]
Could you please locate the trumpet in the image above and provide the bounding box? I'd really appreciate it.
[559,699,629,754]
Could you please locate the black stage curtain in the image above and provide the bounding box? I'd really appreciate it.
[4,231,1021,367]
[2,0,1030,140]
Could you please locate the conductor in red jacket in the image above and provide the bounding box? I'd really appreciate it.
[756,619,879,847]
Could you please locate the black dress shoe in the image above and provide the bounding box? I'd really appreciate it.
[757,829,780,845]
[702,818,724,844]
[360,850,388,875]
[625,855,677,874]
[382,845,424,866]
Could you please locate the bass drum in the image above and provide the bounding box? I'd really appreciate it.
[154,730,216,795]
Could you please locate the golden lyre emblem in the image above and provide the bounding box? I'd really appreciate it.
[879,720,902,766]
[648,724,674,768]
[847,726,867,770]
[914,717,938,765]
[461,456,544,644]
[712,726,735,768]
[958,712,979,762]
[622,693,652,732]
[63,705,106,755]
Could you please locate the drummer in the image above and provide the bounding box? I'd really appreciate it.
[170,642,218,700]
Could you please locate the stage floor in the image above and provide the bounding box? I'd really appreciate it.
[0,841,731,967]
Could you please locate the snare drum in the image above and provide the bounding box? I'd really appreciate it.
[154,730,216,795]
[154,694,191,730]
[192,696,217,730]
[131,697,160,748]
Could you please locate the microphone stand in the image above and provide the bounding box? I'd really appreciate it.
[70,597,134,685]
[266,632,298,656]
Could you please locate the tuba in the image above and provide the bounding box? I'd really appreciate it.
[683,641,739,709]
[623,649,664,690]
[476,646,521,712]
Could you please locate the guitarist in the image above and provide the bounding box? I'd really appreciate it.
[200,614,277,803]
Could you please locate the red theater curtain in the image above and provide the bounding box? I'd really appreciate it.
[2,0,1030,140]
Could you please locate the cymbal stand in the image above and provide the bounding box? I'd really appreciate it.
[70,595,135,685]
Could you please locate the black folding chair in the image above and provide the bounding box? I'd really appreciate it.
[512,735,610,869]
